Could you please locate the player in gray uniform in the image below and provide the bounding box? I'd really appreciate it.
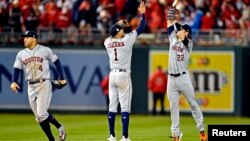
[166,8,207,141]
[10,30,67,141]
[104,2,146,141]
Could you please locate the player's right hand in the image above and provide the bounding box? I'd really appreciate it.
[10,82,20,93]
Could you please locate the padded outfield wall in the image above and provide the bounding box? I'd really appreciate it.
[0,46,249,116]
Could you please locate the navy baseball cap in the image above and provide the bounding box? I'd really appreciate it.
[21,30,37,38]
[109,24,123,37]
[182,24,192,39]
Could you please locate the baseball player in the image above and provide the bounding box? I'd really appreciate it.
[104,2,146,141]
[166,8,207,141]
[10,30,67,141]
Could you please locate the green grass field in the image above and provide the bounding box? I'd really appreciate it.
[0,113,250,141]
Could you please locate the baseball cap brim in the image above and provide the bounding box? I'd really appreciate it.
[21,30,37,38]
[21,34,37,38]
[182,24,192,39]
[109,24,123,37]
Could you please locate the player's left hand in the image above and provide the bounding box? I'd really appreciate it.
[59,80,67,85]
[138,1,146,14]
[167,7,180,20]
[167,7,176,20]
[10,82,20,93]
[51,79,67,89]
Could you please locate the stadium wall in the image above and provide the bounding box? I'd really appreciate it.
[0,46,249,116]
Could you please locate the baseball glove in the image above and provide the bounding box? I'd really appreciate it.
[51,80,67,89]
[167,7,179,20]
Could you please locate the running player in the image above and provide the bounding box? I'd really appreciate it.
[166,8,207,141]
[104,2,146,141]
[10,30,67,141]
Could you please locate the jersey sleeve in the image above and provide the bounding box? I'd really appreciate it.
[168,25,175,36]
[168,25,177,43]
[13,52,23,69]
[187,38,193,52]
[104,37,110,49]
[127,30,138,46]
[168,22,182,43]
[47,47,58,63]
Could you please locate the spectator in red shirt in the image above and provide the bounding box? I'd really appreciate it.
[54,6,72,30]
[100,74,109,112]
[201,10,215,30]
[39,0,58,28]
[146,0,163,33]
[220,1,241,29]
[114,0,127,20]
[148,66,168,115]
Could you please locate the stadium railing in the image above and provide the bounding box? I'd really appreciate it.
[0,27,249,47]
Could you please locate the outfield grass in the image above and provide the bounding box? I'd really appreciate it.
[0,113,250,141]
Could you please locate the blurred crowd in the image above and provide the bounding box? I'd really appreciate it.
[176,0,249,31]
[0,0,249,45]
[0,0,249,33]
[0,0,141,35]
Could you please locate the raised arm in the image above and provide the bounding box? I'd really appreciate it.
[136,1,146,36]
[167,7,180,26]
[167,7,181,36]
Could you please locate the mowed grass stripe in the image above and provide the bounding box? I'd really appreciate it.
[0,113,250,141]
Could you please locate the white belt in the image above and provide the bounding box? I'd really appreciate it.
[112,69,127,72]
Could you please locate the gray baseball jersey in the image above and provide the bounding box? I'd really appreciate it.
[13,44,58,80]
[168,24,193,74]
[13,44,58,122]
[104,31,137,72]
[167,23,205,137]
[104,30,137,113]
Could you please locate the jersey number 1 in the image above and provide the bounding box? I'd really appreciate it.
[114,48,118,61]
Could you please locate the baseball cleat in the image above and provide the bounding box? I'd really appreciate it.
[200,131,207,141]
[179,132,183,141]
[119,136,131,141]
[107,135,117,141]
[173,132,182,141]
[58,124,66,141]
